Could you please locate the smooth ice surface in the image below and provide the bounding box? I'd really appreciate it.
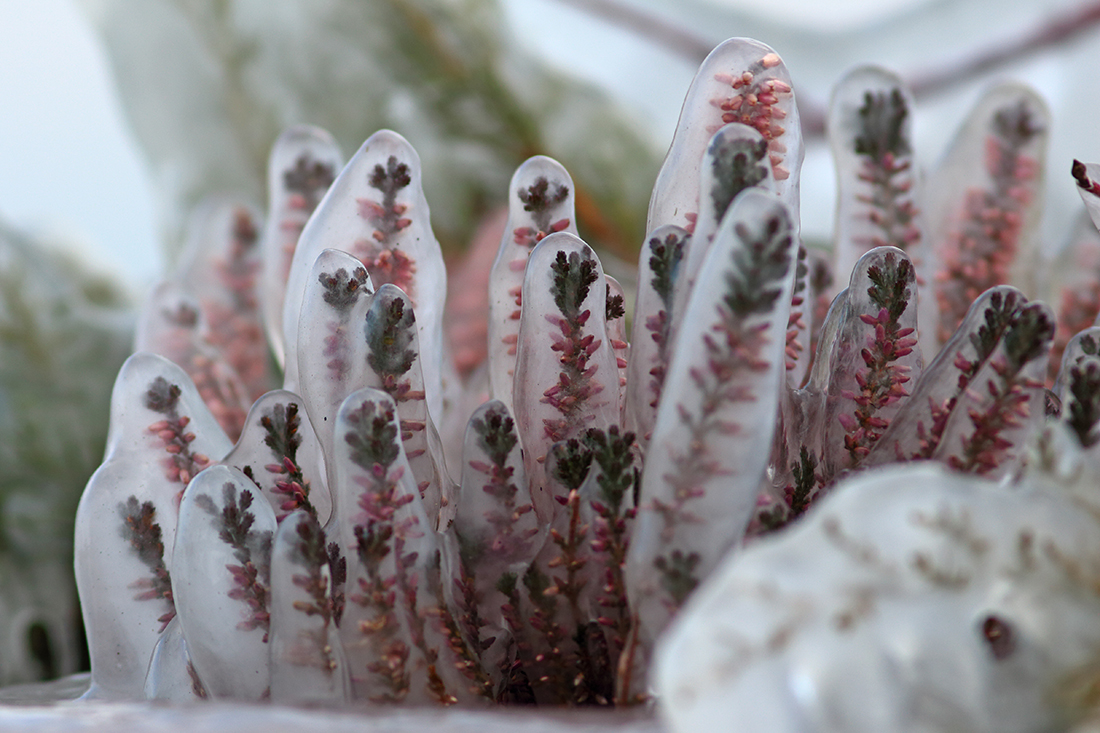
[268,510,349,704]
[656,463,1100,733]
[627,190,797,648]
[173,465,276,700]
[143,616,203,702]
[261,125,342,366]
[648,38,800,236]
[927,83,1049,349]
[513,233,620,523]
[624,226,688,450]
[828,66,924,299]
[76,353,232,700]
[282,130,446,423]
[295,248,374,468]
[488,156,578,411]
[174,196,272,402]
[221,390,331,526]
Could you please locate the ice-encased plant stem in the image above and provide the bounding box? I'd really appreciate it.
[75,352,232,699]
[282,130,447,423]
[929,84,1048,348]
[487,156,578,412]
[513,232,621,522]
[627,189,797,651]
[827,66,924,299]
[260,125,342,366]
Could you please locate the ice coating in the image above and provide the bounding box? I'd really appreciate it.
[220,389,331,526]
[268,510,350,704]
[295,248,374,468]
[648,38,801,236]
[281,130,446,424]
[449,400,540,682]
[656,463,1100,733]
[260,125,342,365]
[173,465,276,700]
[135,283,252,441]
[821,247,921,480]
[143,616,205,702]
[328,388,470,704]
[488,156,578,410]
[928,83,1049,349]
[863,286,1028,467]
[512,232,621,523]
[1044,214,1100,382]
[828,66,924,299]
[626,190,797,655]
[362,284,446,528]
[625,225,688,450]
[931,301,1052,479]
[174,196,272,401]
[671,123,774,334]
[604,273,629,415]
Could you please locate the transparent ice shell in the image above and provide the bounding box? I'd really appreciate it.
[282,130,447,424]
[362,284,447,529]
[1054,326,1100,403]
[174,196,273,401]
[1044,212,1100,381]
[626,190,798,650]
[927,83,1049,350]
[221,389,331,525]
[260,125,342,366]
[295,248,374,468]
[828,66,925,300]
[604,273,630,418]
[656,463,1100,733]
[625,225,688,451]
[821,247,922,479]
[672,123,774,333]
[648,38,802,236]
[451,400,540,653]
[329,388,468,704]
[487,156,578,410]
[135,282,252,441]
[75,352,231,700]
[172,464,276,700]
[512,232,621,523]
[268,510,350,704]
[143,615,205,702]
[864,287,1030,468]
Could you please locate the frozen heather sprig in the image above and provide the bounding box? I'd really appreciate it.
[488,157,577,410]
[513,233,620,522]
[647,38,801,236]
[604,275,629,415]
[332,389,463,705]
[627,189,796,656]
[1044,213,1100,383]
[175,198,273,402]
[75,353,231,700]
[1053,328,1100,450]
[823,247,920,478]
[135,284,252,441]
[282,131,447,422]
[625,226,687,449]
[143,617,206,702]
[173,465,276,700]
[259,125,341,366]
[669,123,774,347]
[221,391,330,524]
[864,286,1026,466]
[930,85,1048,347]
[295,249,374,465]
[363,285,449,529]
[268,510,350,704]
[933,302,1054,476]
[451,400,540,653]
[828,67,922,295]
[578,426,638,663]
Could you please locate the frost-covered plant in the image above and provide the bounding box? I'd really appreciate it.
[66,36,1100,731]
